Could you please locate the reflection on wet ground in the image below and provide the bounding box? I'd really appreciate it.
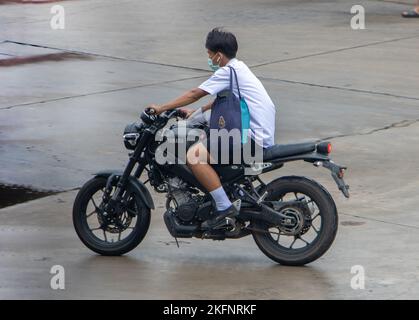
[0,0,64,4]
[0,52,91,67]
[0,184,57,209]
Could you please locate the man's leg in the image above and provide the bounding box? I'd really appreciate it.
[186,142,231,211]
[186,142,237,228]
[186,142,222,191]
[402,0,419,17]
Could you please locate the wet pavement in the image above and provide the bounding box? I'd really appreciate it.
[0,0,419,299]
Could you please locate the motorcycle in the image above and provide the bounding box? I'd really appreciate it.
[73,108,349,265]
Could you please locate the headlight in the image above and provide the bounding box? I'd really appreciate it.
[123,122,142,150]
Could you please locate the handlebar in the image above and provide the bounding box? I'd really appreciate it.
[141,108,186,127]
[144,108,186,119]
[144,107,156,115]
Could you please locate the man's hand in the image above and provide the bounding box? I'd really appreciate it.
[147,104,164,115]
[178,107,195,119]
[146,88,208,116]
[202,100,214,113]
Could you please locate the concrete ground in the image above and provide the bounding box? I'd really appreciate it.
[0,0,418,299]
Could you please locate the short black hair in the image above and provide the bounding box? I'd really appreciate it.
[205,28,238,59]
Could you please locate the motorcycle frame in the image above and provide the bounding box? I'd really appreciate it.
[97,111,349,226]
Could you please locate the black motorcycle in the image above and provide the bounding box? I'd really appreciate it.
[73,108,349,265]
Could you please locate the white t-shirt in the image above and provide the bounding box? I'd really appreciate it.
[198,58,276,148]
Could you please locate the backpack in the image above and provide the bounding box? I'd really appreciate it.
[209,66,250,144]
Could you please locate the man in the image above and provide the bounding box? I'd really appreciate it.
[402,0,419,17]
[148,28,276,228]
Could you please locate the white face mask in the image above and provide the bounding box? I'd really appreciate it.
[208,53,221,71]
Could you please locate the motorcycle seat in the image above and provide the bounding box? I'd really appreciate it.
[263,142,316,161]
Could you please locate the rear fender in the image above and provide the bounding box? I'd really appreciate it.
[261,152,350,198]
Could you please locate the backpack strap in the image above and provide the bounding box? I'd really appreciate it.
[228,66,242,100]
[228,66,234,94]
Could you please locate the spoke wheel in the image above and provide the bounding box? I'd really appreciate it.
[267,191,322,250]
[252,176,338,266]
[73,177,151,256]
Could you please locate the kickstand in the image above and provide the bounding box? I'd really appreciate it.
[174,237,180,248]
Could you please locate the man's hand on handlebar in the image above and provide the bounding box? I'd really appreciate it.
[146,104,164,115]
[144,106,188,121]
[178,107,194,119]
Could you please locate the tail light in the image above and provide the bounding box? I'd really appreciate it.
[327,143,332,154]
[317,141,332,155]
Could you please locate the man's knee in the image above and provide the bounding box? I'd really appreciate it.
[187,143,208,166]
[186,146,196,166]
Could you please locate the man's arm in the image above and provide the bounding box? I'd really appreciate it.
[149,88,208,114]
[178,99,214,119]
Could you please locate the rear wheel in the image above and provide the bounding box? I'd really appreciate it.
[73,177,150,256]
[252,176,338,266]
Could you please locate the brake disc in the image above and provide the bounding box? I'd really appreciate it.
[96,199,135,234]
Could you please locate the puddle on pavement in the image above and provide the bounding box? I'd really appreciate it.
[0,184,57,209]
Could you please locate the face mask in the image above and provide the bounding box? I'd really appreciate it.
[208,55,220,71]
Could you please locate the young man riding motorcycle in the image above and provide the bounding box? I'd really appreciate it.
[148,27,276,229]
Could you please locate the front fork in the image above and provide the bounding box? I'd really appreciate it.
[103,130,152,215]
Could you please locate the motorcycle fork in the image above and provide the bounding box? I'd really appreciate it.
[106,130,152,209]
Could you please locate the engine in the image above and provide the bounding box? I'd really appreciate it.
[166,177,199,223]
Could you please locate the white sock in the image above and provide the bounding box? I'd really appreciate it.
[210,186,232,211]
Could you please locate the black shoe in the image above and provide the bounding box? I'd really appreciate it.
[201,205,239,230]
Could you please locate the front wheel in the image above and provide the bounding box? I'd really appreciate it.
[73,176,151,256]
[252,176,338,266]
